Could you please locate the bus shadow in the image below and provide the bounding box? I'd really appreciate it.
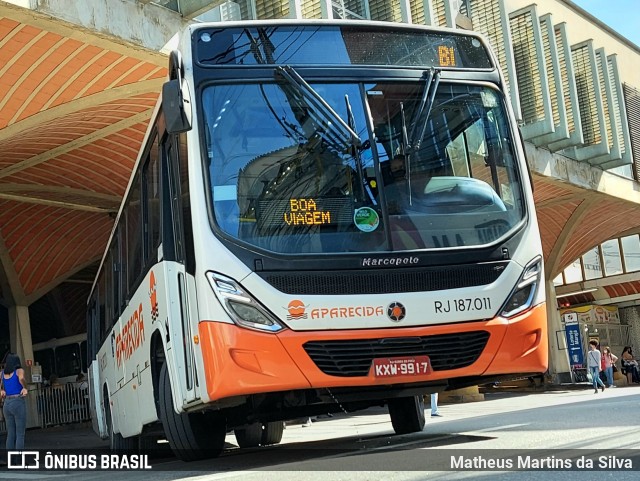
[153,431,496,471]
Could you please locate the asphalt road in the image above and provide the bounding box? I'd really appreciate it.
[2,386,640,481]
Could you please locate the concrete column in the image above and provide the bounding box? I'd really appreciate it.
[8,305,34,381]
[544,282,572,383]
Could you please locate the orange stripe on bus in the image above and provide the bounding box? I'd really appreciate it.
[198,303,547,402]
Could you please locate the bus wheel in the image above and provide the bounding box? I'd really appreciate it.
[261,421,285,446]
[388,395,426,435]
[234,422,263,448]
[158,363,226,461]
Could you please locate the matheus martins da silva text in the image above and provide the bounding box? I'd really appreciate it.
[451,455,633,470]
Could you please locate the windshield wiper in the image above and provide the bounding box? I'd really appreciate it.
[407,68,441,153]
[274,65,362,151]
[345,93,371,201]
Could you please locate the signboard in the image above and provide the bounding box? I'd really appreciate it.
[560,305,620,324]
[31,364,42,384]
[563,312,584,368]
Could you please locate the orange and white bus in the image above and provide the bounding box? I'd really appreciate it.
[87,20,547,461]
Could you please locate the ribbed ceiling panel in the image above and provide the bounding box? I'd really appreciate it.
[510,11,544,125]
[301,0,322,18]
[624,83,640,179]
[608,57,626,156]
[540,18,560,128]
[468,0,511,98]
[572,45,600,146]
[595,50,613,150]
[555,26,575,135]
[410,0,425,24]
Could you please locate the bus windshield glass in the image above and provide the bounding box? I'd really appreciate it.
[203,80,524,254]
[195,26,492,69]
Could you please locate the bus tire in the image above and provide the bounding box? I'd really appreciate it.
[261,421,285,446]
[158,363,226,461]
[139,434,171,457]
[234,422,263,448]
[388,395,426,435]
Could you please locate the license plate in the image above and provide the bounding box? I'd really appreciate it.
[372,356,432,377]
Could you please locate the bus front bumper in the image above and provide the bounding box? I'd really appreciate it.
[198,303,547,403]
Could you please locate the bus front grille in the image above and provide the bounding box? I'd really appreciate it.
[303,331,490,377]
[260,262,507,295]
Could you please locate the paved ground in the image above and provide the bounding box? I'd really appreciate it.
[16,422,108,451]
[5,381,638,453]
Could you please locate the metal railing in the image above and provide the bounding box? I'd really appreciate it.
[36,384,90,428]
[0,383,90,434]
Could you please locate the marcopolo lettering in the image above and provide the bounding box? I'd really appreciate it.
[362,256,419,267]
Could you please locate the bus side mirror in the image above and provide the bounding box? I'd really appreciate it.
[162,50,192,134]
[162,78,192,134]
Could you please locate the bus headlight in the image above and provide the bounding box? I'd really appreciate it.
[206,272,285,332]
[500,257,542,318]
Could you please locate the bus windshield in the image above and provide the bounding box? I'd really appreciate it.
[203,79,524,254]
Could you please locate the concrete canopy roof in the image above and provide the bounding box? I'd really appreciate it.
[0,4,167,307]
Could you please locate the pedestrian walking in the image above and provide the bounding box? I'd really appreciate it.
[0,352,29,450]
[430,393,442,417]
[587,340,606,394]
[601,346,618,388]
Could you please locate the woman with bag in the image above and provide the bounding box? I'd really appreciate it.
[601,346,618,388]
[0,352,28,450]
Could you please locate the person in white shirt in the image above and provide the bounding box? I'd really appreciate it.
[587,340,606,394]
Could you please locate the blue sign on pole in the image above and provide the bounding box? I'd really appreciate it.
[564,315,584,368]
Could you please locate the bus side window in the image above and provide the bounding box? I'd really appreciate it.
[160,136,177,262]
[178,133,194,275]
[143,133,161,266]
[126,173,144,295]
[161,133,193,270]
[119,219,128,311]
[110,231,122,320]
[104,250,112,337]
[98,272,107,344]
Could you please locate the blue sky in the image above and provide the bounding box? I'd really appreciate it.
[571,0,640,46]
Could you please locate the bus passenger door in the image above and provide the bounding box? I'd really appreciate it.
[162,133,198,405]
[87,296,108,439]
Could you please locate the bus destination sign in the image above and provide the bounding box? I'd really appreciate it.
[256,197,353,230]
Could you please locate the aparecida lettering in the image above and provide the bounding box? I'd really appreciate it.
[310,306,384,319]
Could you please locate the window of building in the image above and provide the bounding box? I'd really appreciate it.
[563,258,583,284]
[582,246,603,280]
[621,234,640,272]
[602,238,623,276]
